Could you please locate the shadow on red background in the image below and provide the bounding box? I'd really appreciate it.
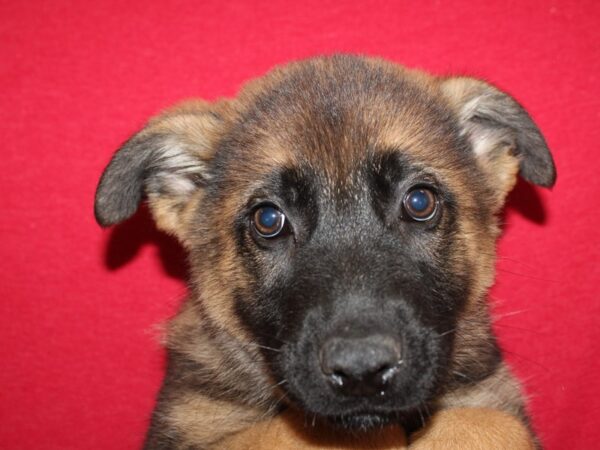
[104,205,188,280]
[505,178,549,225]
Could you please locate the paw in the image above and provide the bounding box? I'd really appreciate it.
[409,408,535,450]
[220,409,407,449]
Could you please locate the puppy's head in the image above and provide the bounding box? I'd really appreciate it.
[96,56,555,427]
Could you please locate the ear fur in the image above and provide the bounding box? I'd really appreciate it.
[94,100,227,241]
[440,77,556,201]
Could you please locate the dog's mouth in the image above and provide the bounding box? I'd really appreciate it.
[274,318,445,425]
[283,389,430,430]
[279,365,435,431]
[326,411,396,430]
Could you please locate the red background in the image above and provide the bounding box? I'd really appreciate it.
[1,1,599,448]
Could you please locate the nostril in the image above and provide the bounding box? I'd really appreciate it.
[329,371,347,387]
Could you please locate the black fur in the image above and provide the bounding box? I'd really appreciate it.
[232,156,470,427]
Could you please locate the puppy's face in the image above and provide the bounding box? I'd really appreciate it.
[95,56,555,427]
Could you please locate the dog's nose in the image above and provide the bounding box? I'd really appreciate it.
[320,334,402,396]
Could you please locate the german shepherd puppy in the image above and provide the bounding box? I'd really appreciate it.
[95,55,555,449]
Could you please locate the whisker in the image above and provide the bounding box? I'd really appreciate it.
[422,401,431,419]
[492,323,542,335]
[417,404,425,429]
[438,327,457,337]
[249,343,282,353]
[452,370,474,382]
[501,349,550,372]
[496,267,559,284]
[254,332,291,346]
[492,309,531,321]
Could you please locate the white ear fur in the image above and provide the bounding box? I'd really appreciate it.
[441,77,556,198]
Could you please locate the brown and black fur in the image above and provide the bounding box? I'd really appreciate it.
[95,55,555,449]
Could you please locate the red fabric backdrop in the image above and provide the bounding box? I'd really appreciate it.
[1,1,599,448]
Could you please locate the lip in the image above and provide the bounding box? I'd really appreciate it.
[326,412,396,430]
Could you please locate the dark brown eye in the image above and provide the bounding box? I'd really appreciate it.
[403,187,438,221]
[252,204,286,238]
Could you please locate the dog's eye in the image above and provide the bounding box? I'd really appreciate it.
[252,204,287,238]
[402,187,438,221]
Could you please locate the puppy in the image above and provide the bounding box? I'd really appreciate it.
[95,55,555,449]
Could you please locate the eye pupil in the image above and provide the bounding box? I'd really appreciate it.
[403,187,437,221]
[253,205,286,238]
[408,190,429,212]
[258,207,279,228]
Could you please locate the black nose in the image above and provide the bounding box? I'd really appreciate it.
[320,334,402,396]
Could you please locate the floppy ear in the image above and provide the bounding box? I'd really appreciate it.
[94,100,228,243]
[440,77,556,203]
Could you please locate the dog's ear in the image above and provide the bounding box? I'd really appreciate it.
[440,77,556,203]
[95,100,228,243]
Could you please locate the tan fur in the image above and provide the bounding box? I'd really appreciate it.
[410,408,535,450]
[166,302,275,405]
[437,364,526,417]
[166,392,269,448]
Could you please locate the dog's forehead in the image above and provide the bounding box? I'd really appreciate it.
[220,56,474,197]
